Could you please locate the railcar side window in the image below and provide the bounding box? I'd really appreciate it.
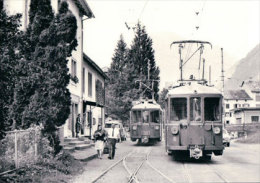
[150,110,160,123]
[132,110,141,123]
[170,98,187,121]
[190,97,201,121]
[143,110,150,123]
[204,98,220,121]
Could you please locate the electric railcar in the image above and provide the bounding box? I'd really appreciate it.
[165,82,224,160]
[130,99,163,143]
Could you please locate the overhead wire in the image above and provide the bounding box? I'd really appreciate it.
[183,0,207,79]
[138,0,149,21]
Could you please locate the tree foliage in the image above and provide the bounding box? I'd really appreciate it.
[106,22,160,124]
[3,0,77,153]
[0,0,22,139]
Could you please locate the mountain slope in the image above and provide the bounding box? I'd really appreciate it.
[225,44,260,90]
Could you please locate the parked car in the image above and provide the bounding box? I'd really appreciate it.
[223,129,231,147]
[104,120,122,142]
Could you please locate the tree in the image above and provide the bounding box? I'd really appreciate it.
[8,0,78,153]
[0,0,22,139]
[106,22,160,124]
[127,22,160,100]
[105,35,129,122]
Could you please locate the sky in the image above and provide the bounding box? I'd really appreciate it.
[83,0,260,89]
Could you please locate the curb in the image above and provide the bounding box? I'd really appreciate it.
[78,153,98,162]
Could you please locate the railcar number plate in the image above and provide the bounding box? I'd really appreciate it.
[142,131,150,135]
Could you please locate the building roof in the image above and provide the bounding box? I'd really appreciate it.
[75,0,94,18]
[244,81,260,93]
[167,82,221,96]
[83,53,109,80]
[231,107,260,113]
[224,90,252,100]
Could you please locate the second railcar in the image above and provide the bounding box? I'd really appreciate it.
[130,99,163,143]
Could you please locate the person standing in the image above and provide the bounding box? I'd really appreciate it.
[94,125,107,159]
[76,114,81,138]
[107,124,117,160]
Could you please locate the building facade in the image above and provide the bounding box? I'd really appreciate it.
[4,0,108,139]
[241,81,260,107]
[232,107,260,124]
[223,90,253,124]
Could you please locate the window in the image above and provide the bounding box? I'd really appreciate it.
[226,104,230,109]
[256,93,260,101]
[150,110,160,123]
[132,110,141,123]
[170,98,187,121]
[204,98,220,121]
[82,68,85,93]
[71,59,77,78]
[243,103,249,107]
[190,97,201,121]
[236,118,242,124]
[234,104,238,108]
[226,120,230,124]
[251,116,259,122]
[143,110,150,123]
[88,72,92,97]
[225,112,230,117]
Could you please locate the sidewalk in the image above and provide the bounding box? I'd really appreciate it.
[71,144,98,162]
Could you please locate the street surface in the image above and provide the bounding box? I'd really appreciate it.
[72,139,260,183]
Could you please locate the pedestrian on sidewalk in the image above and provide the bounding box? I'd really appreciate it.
[94,125,107,159]
[107,124,117,160]
[76,114,81,138]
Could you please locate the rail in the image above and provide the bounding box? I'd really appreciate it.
[91,147,175,183]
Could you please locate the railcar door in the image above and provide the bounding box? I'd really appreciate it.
[188,97,204,145]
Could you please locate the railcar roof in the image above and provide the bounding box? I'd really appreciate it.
[167,82,222,96]
[132,100,162,110]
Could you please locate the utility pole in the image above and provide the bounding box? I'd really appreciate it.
[221,48,224,94]
[179,44,183,81]
[202,58,205,81]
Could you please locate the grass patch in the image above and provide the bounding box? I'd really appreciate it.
[0,152,85,183]
[236,131,260,144]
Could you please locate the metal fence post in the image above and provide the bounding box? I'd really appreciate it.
[14,130,18,168]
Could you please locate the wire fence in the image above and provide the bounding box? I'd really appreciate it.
[0,126,42,174]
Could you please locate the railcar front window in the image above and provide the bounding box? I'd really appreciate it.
[190,97,201,121]
[170,98,187,121]
[204,98,220,121]
[132,110,141,123]
[150,110,160,123]
[143,110,150,123]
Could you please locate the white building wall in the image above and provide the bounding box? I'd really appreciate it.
[82,60,105,139]
[224,99,254,124]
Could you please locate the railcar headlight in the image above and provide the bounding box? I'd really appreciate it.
[171,127,179,135]
[155,126,160,130]
[133,126,137,130]
[213,127,221,134]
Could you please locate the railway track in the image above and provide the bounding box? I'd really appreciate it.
[91,147,175,183]
[206,163,230,183]
[181,160,230,183]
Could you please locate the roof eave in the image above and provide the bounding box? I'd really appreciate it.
[83,53,109,80]
[76,0,95,18]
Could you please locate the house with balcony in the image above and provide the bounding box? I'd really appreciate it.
[223,90,253,124]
